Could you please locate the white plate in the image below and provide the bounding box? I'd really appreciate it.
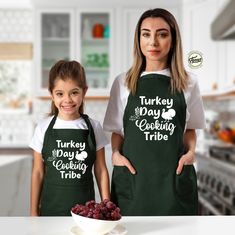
[70,224,127,235]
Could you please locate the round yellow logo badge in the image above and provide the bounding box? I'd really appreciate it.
[188,51,203,69]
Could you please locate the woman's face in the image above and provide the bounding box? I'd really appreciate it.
[51,78,85,120]
[140,17,172,70]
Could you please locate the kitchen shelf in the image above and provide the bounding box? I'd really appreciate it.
[202,86,235,100]
[0,43,32,60]
[82,38,109,44]
[42,37,70,42]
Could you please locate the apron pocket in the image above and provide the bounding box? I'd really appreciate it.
[111,166,133,200]
[41,183,95,216]
[175,165,197,199]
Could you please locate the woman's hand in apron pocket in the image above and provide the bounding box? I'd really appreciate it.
[112,151,136,174]
[176,150,195,175]
[175,150,197,207]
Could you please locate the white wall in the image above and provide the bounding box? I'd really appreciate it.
[0,0,32,8]
[31,0,181,8]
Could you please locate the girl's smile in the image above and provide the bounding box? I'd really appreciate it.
[51,78,85,120]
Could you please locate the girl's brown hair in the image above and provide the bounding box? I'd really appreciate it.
[48,60,87,116]
[126,8,188,94]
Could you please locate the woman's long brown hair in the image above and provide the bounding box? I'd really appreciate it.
[126,8,188,94]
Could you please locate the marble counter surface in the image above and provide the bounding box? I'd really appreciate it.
[0,216,234,235]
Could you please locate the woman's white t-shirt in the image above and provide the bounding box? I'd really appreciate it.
[103,69,205,136]
[29,116,109,154]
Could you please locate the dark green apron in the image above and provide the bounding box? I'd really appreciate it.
[111,74,198,215]
[40,114,96,216]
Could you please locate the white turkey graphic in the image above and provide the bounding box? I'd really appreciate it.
[75,151,88,161]
[159,108,176,121]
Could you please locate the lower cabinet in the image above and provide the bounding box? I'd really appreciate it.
[0,155,32,216]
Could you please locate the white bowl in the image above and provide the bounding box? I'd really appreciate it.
[71,211,120,235]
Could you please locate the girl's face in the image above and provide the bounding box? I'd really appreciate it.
[140,17,172,70]
[51,78,86,120]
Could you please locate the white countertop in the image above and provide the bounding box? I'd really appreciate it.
[0,155,32,167]
[0,216,234,235]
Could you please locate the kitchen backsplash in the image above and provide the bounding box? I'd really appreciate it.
[0,61,31,111]
[0,113,34,147]
[0,9,32,42]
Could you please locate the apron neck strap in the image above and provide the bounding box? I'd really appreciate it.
[42,115,57,156]
[48,115,57,129]
[81,114,96,153]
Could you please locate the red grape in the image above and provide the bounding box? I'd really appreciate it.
[71,199,121,221]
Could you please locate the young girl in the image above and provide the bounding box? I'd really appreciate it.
[103,8,205,215]
[30,60,110,216]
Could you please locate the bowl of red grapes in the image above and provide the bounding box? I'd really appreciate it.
[71,199,122,234]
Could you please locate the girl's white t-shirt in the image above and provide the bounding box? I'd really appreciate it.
[29,116,109,154]
[103,69,205,136]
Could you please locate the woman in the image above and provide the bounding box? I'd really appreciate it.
[103,8,205,215]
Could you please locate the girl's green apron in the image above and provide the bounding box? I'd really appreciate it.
[111,74,198,215]
[40,114,96,216]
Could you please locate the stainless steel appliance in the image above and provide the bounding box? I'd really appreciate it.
[197,145,235,215]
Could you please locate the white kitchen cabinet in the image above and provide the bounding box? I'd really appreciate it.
[222,0,235,90]
[34,8,114,97]
[223,41,235,90]
[213,0,235,92]
[181,0,221,94]
[34,9,74,96]
[77,10,114,95]
[181,0,235,95]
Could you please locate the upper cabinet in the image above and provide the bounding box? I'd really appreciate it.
[181,0,235,96]
[34,8,113,97]
[78,11,112,91]
[181,0,220,94]
[38,10,73,91]
[225,41,235,89]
